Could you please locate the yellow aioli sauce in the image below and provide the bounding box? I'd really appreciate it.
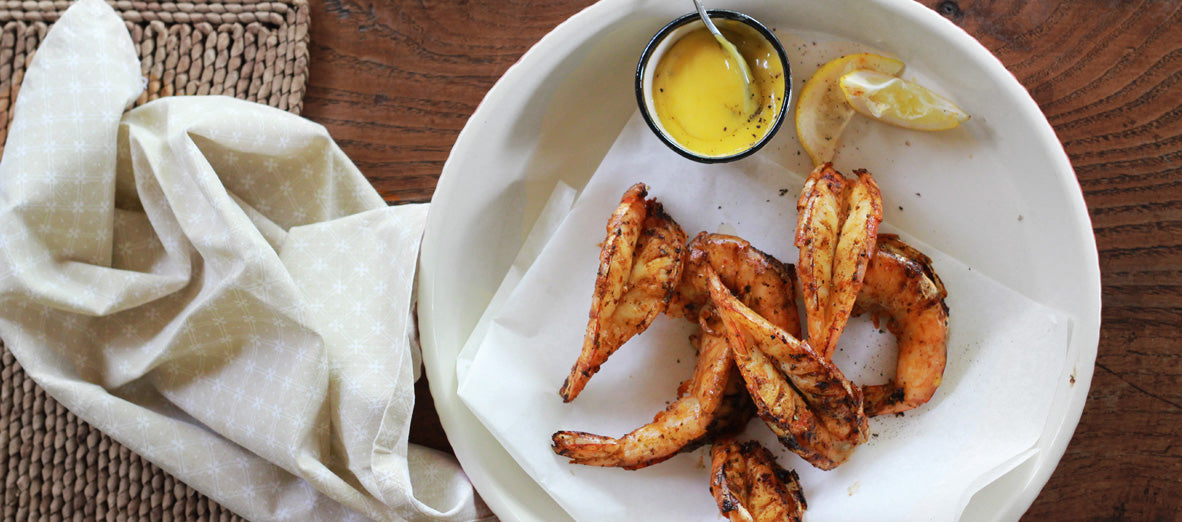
[652,22,784,158]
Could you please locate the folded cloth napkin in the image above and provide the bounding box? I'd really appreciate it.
[0,1,491,520]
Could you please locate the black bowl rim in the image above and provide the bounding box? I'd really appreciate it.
[635,9,792,164]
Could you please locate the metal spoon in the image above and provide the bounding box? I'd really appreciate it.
[693,0,755,115]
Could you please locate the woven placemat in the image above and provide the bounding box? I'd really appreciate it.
[0,1,309,519]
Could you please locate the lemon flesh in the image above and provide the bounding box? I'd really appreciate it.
[839,70,970,131]
[795,53,904,166]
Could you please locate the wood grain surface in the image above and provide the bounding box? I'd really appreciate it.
[303,0,1181,519]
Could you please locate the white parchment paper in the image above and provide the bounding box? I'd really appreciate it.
[456,107,1069,520]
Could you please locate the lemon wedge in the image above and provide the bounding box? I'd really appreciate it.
[839,70,970,131]
[795,53,904,166]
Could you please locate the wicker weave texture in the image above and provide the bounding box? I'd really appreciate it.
[0,1,309,519]
[2,345,246,521]
[0,0,310,156]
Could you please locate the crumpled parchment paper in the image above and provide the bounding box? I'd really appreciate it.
[456,110,1070,521]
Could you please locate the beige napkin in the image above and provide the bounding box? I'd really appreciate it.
[0,1,491,520]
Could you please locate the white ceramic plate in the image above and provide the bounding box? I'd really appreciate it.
[419,1,1100,520]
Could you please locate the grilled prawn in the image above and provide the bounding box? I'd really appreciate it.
[551,313,751,469]
[855,234,949,416]
[552,232,795,468]
[710,437,806,522]
[795,163,883,360]
[708,268,868,470]
[670,232,801,338]
[559,183,687,402]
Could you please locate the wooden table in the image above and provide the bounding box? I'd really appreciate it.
[302,0,1181,519]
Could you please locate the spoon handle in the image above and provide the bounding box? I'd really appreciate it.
[692,0,724,38]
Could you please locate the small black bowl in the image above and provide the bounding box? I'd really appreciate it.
[635,10,791,163]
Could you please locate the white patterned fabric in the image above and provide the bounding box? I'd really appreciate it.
[0,1,491,520]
